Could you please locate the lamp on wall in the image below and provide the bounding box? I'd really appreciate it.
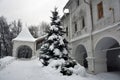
[118,55,120,58]
[63,9,69,14]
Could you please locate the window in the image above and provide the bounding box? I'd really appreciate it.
[82,17,85,29]
[66,27,68,36]
[74,22,77,32]
[97,1,104,19]
[77,0,79,6]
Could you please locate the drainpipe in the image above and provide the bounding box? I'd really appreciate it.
[84,0,95,73]
[0,41,2,58]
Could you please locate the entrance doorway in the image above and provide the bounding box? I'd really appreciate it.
[95,37,120,72]
[17,45,32,58]
[75,45,88,68]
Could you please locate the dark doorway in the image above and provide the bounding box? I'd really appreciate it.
[95,37,120,72]
[107,43,120,72]
[83,52,88,68]
[17,45,32,58]
[75,45,88,68]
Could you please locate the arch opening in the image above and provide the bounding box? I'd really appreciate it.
[75,45,88,68]
[95,37,120,72]
[17,45,32,58]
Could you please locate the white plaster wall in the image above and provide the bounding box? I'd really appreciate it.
[71,23,120,74]
[93,24,120,49]
[70,17,120,74]
[63,0,120,74]
[62,14,70,41]
[13,40,36,57]
[70,36,95,73]
[92,0,120,31]
[92,23,120,73]
[71,3,91,37]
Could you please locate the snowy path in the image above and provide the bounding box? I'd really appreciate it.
[0,59,51,80]
[94,72,120,80]
[0,58,120,80]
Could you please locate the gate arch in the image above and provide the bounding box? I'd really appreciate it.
[95,37,120,72]
[75,44,88,68]
[17,45,32,58]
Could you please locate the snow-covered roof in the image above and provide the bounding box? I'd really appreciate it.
[13,26,36,42]
[36,34,47,41]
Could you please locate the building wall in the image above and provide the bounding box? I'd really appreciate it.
[64,0,92,40]
[92,0,120,31]
[70,3,92,39]
[13,41,36,58]
[91,0,120,73]
[62,0,120,74]
[93,22,120,73]
[63,0,94,72]
[70,36,94,72]
[61,14,70,41]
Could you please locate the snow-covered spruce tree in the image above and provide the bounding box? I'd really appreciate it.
[39,8,84,76]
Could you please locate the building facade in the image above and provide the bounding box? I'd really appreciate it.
[62,0,120,74]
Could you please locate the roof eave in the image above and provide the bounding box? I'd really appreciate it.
[63,0,72,10]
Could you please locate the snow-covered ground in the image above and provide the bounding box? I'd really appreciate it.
[0,56,15,71]
[0,57,120,80]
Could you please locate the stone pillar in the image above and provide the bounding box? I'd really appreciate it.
[94,58,107,73]
[12,41,17,57]
[87,57,95,73]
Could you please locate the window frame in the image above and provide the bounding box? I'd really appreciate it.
[97,1,104,19]
[66,27,68,36]
[74,22,77,32]
[77,0,80,6]
[82,17,85,29]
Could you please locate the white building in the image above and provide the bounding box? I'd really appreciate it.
[12,26,36,58]
[12,26,46,59]
[62,0,120,74]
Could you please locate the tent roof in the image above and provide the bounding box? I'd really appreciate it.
[13,26,36,42]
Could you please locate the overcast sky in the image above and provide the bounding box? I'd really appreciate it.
[0,0,68,26]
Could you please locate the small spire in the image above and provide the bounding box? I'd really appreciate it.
[13,24,36,42]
